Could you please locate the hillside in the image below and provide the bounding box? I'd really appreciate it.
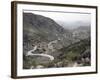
[23,13,91,69]
[58,38,91,66]
[23,13,73,55]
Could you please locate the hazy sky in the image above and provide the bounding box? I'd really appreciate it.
[24,10,91,29]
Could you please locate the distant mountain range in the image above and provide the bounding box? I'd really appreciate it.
[57,20,90,30]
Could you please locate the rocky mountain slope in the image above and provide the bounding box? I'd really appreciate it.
[23,13,91,69]
[23,13,72,55]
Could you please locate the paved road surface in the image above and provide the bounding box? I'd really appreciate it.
[26,45,54,61]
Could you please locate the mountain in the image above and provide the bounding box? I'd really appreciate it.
[57,20,90,30]
[23,13,91,69]
[23,13,72,54]
[71,26,90,43]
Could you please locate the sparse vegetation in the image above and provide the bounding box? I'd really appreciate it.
[23,13,91,69]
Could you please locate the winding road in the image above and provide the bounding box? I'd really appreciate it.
[26,46,82,68]
[26,46,54,61]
